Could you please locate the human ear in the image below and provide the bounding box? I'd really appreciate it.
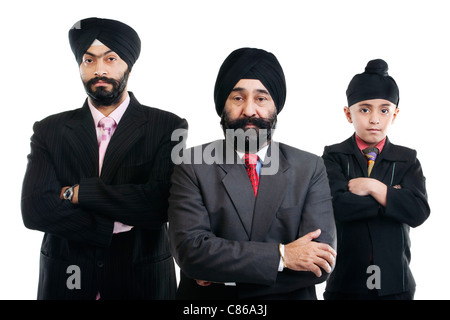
[391,107,400,124]
[343,106,352,123]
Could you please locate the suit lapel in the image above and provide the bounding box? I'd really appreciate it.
[64,102,99,176]
[250,142,290,241]
[100,94,147,181]
[64,94,147,180]
[347,135,372,178]
[218,142,291,240]
[221,164,256,237]
[218,141,256,237]
[369,137,404,183]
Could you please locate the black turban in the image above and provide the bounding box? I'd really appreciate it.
[214,47,286,117]
[68,17,141,71]
[346,59,399,107]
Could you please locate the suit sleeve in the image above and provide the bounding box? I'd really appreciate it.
[384,157,430,227]
[323,147,430,227]
[78,117,188,230]
[21,121,114,247]
[168,163,280,286]
[298,157,336,248]
[322,147,381,222]
[279,156,336,288]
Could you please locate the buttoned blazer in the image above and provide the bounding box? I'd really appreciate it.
[21,92,188,299]
[168,140,336,299]
[322,134,430,296]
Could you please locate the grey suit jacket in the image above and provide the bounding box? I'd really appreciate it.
[168,140,336,299]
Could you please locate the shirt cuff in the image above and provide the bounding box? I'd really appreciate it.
[278,244,285,272]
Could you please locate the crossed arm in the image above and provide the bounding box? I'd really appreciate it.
[347,177,401,207]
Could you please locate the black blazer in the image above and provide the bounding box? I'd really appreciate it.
[168,140,336,299]
[21,92,188,299]
[322,134,430,296]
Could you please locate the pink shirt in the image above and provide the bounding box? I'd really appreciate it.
[88,93,130,145]
[355,134,386,154]
[88,93,133,241]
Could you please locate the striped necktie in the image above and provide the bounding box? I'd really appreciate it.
[362,147,379,177]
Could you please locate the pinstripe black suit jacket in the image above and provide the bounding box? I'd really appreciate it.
[21,92,188,299]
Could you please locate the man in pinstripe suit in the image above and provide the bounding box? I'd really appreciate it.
[21,17,188,299]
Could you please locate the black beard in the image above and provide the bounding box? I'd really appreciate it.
[83,70,129,107]
[220,111,277,153]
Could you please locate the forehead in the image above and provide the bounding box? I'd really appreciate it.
[353,99,395,108]
[84,44,118,57]
[232,79,269,92]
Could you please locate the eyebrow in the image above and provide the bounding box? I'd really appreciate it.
[358,103,392,107]
[84,49,116,58]
[231,87,270,95]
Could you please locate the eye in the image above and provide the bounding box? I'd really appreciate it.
[381,108,390,114]
[107,56,117,62]
[360,108,370,113]
[84,58,93,64]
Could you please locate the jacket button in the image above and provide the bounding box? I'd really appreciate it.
[97,260,104,268]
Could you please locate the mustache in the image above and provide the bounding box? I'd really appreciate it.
[86,76,120,87]
[222,116,274,130]
[82,69,130,107]
[220,112,277,153]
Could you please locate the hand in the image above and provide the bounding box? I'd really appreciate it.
[72,185,79,204]
[348,177,376,196]
[348,178,387,206]
[195,280,212,286]
[284,229,336,277]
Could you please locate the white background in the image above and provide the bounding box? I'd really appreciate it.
[1,0,448,299]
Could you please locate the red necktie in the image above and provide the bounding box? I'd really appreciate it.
[243,153,259,196]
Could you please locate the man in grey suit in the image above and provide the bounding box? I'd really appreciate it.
[21,17,187,299]
[168,48,336,299]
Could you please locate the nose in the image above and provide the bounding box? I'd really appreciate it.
[94,60,107,77]
[242,100,257,117]
[369,115,380,125]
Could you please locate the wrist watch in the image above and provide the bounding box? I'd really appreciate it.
[63,184,79,201]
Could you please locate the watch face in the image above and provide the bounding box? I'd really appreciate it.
[64,188,73,200]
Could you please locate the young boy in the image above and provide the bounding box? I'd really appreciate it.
[322,59,430,300]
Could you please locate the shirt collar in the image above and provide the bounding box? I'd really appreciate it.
[355,134,386,154]
[88,92,130,127]
[236,143,270,162]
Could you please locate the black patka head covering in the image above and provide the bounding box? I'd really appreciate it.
[346,59,399,107]
[68,17,141,71]
[214,47,287,117]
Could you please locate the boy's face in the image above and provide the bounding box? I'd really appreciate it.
[344,99,399,147]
